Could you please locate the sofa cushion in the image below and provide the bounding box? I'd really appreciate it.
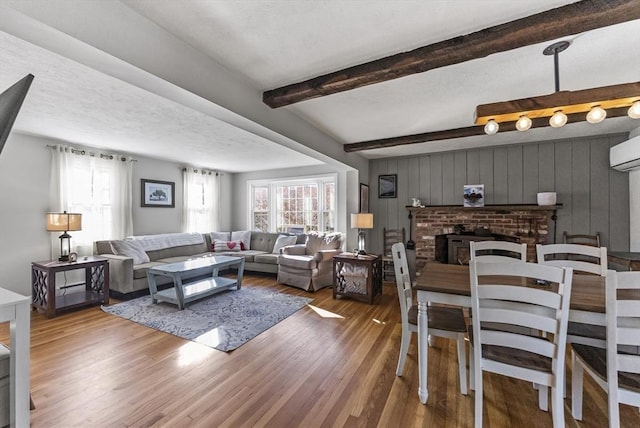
[210,231,231,242]
[132,261,166,279]
[278,254,317,270]
[253,253,279,265]
[232,230,251,250]
[156,255,192,264]
[213,240,242,252]
[272,235,298,253]
[306,232,342,254]
[110,239,150,264]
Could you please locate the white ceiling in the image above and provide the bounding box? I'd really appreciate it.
[1,0,639,171]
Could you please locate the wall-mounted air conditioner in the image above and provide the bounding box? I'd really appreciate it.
[610,135,640,172]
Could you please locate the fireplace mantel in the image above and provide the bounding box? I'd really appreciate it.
[407,204,560,267]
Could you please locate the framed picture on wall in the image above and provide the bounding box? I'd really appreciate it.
[378,174,397,198]
[141,179,175,207]
[359,183,369,213]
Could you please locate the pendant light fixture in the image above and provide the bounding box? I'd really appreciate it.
[475,40,640,134]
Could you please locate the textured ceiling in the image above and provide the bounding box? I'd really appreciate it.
[1,0,639,171]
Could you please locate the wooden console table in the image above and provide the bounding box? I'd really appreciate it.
[333,254,382,304]
[31,257,109,318]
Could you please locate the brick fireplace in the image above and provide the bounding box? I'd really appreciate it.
[407,204,559,269]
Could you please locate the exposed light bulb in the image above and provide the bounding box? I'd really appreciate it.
[515,115,532,131]
[586,106,606,124]
[484,119,499,135]
[629,100,640,119]
[549,110,567,128]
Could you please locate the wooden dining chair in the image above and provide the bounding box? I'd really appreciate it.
[383,228,405,281]
[391,242,468,395]
[470,240,527,262]
[571,270,640,427]
[563,231,601,247]
[469,260,573,428]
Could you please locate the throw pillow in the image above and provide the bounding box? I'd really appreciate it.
[272,235,297,254]
[110,239,150,264]
[231,230,251,250]
[213,239,242,252]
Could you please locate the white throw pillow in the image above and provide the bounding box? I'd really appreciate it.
[231,230,251,250]
[213,239,243,252]
[110,239,150,264]
[272,235,297,254]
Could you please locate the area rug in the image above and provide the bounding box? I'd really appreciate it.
[102,288,312,352]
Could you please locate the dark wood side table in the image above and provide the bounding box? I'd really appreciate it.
[333,253,382,304]
[31,256,109,318]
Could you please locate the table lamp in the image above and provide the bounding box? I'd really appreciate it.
[351,213,373,255]
[46,211,82,261]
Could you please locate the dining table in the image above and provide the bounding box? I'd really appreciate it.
[412,262,619,405]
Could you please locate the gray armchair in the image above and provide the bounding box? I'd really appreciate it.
[277,232,344,291]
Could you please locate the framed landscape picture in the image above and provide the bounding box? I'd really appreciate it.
[141,179,175,207]
[359,183,369,212]
[378,174,397,198]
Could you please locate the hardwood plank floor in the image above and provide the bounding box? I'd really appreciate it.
[1,274,638,427]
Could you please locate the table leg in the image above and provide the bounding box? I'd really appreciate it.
[11,299,30,427]
[174,275,185,310]
[417,299,428,404]
[236,258,245,289]
[147,272,159,304]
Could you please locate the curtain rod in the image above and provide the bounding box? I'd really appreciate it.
[182,167,224,176]
[46,144,137,162]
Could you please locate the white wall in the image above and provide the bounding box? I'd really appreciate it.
[0,132,233,296]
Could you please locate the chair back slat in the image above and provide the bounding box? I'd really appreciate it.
[617,354,640,374]
[477,285,562,309]
[391,243,412,320]
[471,241,527,262]
[482,330,556,357]
[480,308,558,335]
[617,301,640,317]
[616,328,640,347]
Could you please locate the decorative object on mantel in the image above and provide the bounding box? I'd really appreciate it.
[411,198,423,207]
[46,211,82,261]
[537,192,557,206]
[463,184,484,207]
[476,39,640,135]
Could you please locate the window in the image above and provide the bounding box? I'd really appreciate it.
[249,176,336,233]
[182,168,219,233]
[50,145,133,255]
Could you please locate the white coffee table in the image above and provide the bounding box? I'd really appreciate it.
[147,256,245,310]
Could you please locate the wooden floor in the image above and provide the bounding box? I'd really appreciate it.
[1,274,638,427]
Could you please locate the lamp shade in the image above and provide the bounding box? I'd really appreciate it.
[351,213,373,229]
[46,212,82,232]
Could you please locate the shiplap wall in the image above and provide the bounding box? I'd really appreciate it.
[369,133,630,253]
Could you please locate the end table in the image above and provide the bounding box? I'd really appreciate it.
[31,256,109,318]
[333,253,382,304]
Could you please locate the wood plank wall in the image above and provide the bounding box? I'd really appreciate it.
[369,133,630,254]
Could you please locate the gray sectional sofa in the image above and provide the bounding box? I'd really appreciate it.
[94,231,305,297]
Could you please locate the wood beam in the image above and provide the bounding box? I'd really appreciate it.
[343,107,631,152]
[263,0,640,108]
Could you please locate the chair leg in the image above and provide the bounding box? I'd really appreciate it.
[571,350,584,421]
[474,366,483,428]
[538,385,548,411]
[469,345,475,391]
[456,333,467,395]
[551,385,565,428]
[608,383,620,428]
[396,328,412,376]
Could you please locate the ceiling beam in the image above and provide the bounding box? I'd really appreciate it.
[263,0,640,108]
[343,107,631,152]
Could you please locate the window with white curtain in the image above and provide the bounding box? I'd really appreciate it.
[248,175,336,233]
[182,168,219,233]
[50,145,133,255]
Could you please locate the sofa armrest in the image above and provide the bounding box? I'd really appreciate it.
[313,249,342,263]
[98,254,133,294]
[282,244,307,256]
